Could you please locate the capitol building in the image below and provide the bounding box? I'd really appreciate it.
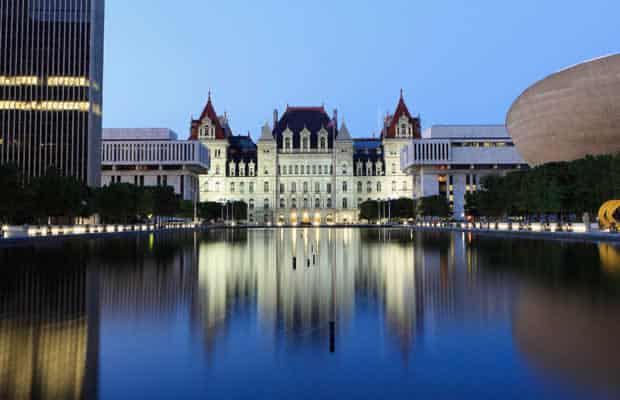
[191,92,419,224]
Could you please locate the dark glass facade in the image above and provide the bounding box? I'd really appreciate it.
[0,0,104,186]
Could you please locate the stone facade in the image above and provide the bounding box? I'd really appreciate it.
[191,93,419,224]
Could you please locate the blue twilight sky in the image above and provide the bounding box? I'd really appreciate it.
[103,0,620,140]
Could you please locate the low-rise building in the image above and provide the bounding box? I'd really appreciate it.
[401,125,528,218]
[101,128,209,201]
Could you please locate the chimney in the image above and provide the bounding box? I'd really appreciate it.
[273,109,278,128]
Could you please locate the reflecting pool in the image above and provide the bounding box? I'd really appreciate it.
[1,228,620,399]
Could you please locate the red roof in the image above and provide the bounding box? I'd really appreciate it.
[189,93,226,140]
[382,91,421,139]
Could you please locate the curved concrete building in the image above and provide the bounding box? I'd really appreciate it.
[507,54,620,166]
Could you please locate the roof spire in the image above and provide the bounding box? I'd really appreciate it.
[400,88,404,99]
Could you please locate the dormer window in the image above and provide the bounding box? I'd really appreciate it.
[239,162,246,177]
[356,162,363,176]
[398,115,412,137]
[200,119,215,139]
[376,162,383,175]
[318,128,328,151]
[366,161,373,176]
[248,162,255,177]
[229,161,236,177]
[283,128,293,151]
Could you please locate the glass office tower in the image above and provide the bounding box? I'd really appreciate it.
[0,0,104,186]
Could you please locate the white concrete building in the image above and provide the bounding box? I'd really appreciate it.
[101,128,209,201]
[401,125,528,218]
[190,93,418,224]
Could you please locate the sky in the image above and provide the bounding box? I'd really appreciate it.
[103,0,620,140]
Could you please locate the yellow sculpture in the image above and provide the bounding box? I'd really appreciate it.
[598,200,620,229]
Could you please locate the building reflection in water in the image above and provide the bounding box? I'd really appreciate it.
[0,230,619,398]
[0,244,99,400]
[191,228,521,358]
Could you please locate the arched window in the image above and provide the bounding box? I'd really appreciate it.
[367,181,372,193]
[326,198,332,208]
[377,182,382,192]
[342,198,348,209]
[230,182,235,192]
[264,181,269,192]
[280,197,286,208]
[302,137,309,150]
[294,165,299,175]
[291,198,297,208]
[285,137,291,150]
[291,182,297,193]
[357,181,362,193]
[303,198,308,208]
[315,198,320,208]
[303,182,308,193]
[264,199,269,209]
[342,182,348,192]
[249,199,255,209]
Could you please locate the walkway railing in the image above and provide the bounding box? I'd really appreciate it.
[1,222,198,240]
[408,220,601,234]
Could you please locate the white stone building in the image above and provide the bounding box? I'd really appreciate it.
[190,93,419,224]
[101,128,209,201]
[401,125,528,218]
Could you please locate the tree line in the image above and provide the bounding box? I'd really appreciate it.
[465,154,620,220]
[0,164,182,225]
[359,196,450,222]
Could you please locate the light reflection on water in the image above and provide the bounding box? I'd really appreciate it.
[1,228,619,400]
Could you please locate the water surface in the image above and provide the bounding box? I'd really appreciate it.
[1,228,620,399]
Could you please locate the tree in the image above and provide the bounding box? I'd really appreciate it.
[390,198,416,219]
[31,168,87,224]
[199,202,224,222]
[359,200,380,222]
[418,195,451,218]
[0,164,30,224]
[152,186,180,218]
[94,184,134,223]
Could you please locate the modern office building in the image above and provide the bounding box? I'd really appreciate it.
[401,125,528,218]
[0,0,105,186]
[507,53,620,166]
[191,92,419,224]
[101,128,209,201]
